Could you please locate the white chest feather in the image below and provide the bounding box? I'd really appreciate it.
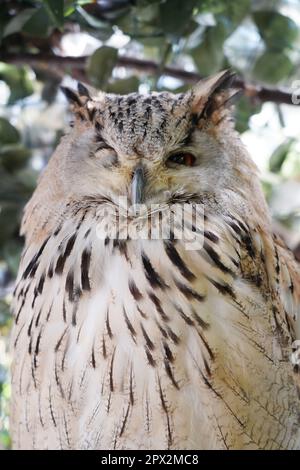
[11,210,300,449]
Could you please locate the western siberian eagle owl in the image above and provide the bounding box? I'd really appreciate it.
[10,70,300,449]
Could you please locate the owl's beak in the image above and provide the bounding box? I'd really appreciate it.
[131,165,145,206]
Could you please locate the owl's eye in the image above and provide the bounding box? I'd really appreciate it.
[95,143,114,153]
[167,153,196,167]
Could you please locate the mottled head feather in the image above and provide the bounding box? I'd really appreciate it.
[22,71,261,245]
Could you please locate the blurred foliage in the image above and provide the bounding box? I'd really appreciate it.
[0,0,300,449]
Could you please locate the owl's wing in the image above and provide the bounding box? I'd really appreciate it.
[269,235,300,341]
[223,212,300,369]
[249,226,300,383]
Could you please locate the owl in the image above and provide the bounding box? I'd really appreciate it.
[10,70,300,450]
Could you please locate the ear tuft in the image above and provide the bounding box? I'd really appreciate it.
[190,69,241,122]
[209,69,236,95]
[60,86,82,106]
[60,85,93,124]
[77,82,91,98]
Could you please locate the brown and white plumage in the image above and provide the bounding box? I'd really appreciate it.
[10,71,300,449]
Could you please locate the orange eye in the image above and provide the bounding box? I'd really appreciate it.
[167,153,196,167]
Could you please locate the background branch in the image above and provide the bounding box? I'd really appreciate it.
[1,52,298,106]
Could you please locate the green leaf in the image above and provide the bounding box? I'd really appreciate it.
[235,96,262,133]
[115,10,163,39]
[0,63,34,104]
[76,5,114,32]
[281,150,300,178]
[159,0,197,39]
[76,5,108,28]
[269,138,295,173]
[222,0,250,29]
[0,145,31,172]
[107,77,140,94]
[196,0,250,30]
[0,10,11,41]
[252,51,293,84]
[253,11,298,51]
[3,8,36,37]
[64,0,77,17]
[136,2,160,23]
[0,167,35,203]
[43,0,64,28]
[2,239,23,277]
[87,46,118,88]
[74,6,113,41]
[22,5,54,38]
[261,179,274,203]
[15,168,38,192]
[0,300,11,328]
[0,118,20,145]
[41,78,61,104]
[191,22,227,75]
[0,203,20,245]
[137,0,162,6]
[3,4,58,38]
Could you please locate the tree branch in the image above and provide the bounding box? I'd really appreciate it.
[1,52,298,106]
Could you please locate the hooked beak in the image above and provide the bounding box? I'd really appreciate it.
[131,166,145,206]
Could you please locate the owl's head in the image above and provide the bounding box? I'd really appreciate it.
[23,70,268,239]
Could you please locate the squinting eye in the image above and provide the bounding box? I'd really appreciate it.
[167,153,196,167]
[95,143,114,153]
